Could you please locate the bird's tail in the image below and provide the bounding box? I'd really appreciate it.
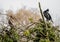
[51,19,53,23]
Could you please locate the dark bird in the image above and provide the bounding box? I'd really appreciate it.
[43,9,53,22]
[5,30,11,35]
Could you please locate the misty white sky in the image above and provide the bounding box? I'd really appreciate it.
[0,0,60,26]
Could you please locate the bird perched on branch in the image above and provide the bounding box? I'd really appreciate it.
[43,9,53,22]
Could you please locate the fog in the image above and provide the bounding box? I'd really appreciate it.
[0,0,60,26]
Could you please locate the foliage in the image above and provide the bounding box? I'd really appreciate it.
[0,27,20,42]
[23,20,60,42]
[0,19,60,42]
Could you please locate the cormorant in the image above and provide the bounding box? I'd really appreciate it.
[43,9,53,22]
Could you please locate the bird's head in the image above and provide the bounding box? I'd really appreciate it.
[44,9,49,13]
[46,9,49,12]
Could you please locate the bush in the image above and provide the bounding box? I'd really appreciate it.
[23,20,60,42]
[0,19,60,42]
[0,27,20,42]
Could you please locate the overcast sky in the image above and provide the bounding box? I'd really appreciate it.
[0,0,60,26]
